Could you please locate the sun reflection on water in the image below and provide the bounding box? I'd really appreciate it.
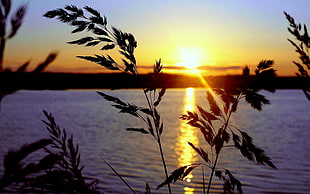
[175,88,199,194]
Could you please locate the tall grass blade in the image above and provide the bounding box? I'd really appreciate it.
[103,159,136,194]
[202,166,206,194]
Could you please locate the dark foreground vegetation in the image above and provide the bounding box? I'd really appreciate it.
[0,1,309,193]
[1,72,308,90]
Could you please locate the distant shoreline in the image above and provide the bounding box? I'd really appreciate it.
[1,72,308,90]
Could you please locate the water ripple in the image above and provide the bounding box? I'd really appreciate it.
[0,89,309,193]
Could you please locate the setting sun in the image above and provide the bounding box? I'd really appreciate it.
[175,47,204,70]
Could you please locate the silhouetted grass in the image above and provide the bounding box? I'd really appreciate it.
[44,5,172,193]
[158,60,277,193]
[41,4,281,193]
[0,110,100,193]
[44,5,137,75]
[1,3,296,194]
[0,0,27,71]
[0,0,58,109]
[284,12,310,101]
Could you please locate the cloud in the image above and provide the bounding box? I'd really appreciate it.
[137,64,244,75]
[162,65,186,70]
[197,65,243,71]
[161,64,243,71]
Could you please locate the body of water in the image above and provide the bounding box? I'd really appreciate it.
[0,89,309,193]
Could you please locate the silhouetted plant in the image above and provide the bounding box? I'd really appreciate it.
[284,12,310,100]
[43,5,280,193]
[0,52,58,109]
[102,158,137,194]
[97,60,170,193]
[0,138,53,192]
[43,5,137,74]
[0,0,58,108]
[0,110,101,193]
[0,0,27,71]
[0,0,57,108]
[44,5,171,193]
[42,110,100,194]
[158,60,277,193]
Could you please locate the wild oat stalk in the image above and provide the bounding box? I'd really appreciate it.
[0,0,27,71]
[44,5,172,193]
[97,60,172,193]
[158,60,277,194]
[0,138,53,192]
[0,0,57,109]
[284,12,310,101]
[0,110,100,193]
[42,110,101,194]
[43,5,137,74]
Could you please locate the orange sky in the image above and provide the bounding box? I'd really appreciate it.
[4,0,310,76]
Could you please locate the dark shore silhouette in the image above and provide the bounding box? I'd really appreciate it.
[1,72,308,90]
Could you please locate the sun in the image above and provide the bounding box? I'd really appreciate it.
[175,46,203,71]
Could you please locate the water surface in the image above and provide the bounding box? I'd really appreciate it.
[0,89,309,193]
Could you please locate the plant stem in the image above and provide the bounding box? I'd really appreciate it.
[157,135,172,194]
[0,38,6,71]
[207,153,219,194]
[103,158,137,194]
[202,166,206,194]
[207,100,236,193]
[144,89,171,193]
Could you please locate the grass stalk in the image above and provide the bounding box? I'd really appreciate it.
[202,166,206,194]
[207,104,233,193]
[206,153,219,194]
[103,159,137,194]
[157,135,172,194]
[144,89,172,193]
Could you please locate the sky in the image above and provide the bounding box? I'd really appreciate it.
[3,0,310,76]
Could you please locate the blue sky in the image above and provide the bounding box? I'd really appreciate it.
[4,0,310,75]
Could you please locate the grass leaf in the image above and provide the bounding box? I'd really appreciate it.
[8,4,27,38]
[147,117,155,137]
[33,52,58,73]
[213,131,224,155]
[237,131,277,169]
[93,27,108,36]
[154,88,166,106]
[77,55,120,70]
[84,6,100,17]
[71,24,88,33]
[244,90,270,111]
[156,166,187,190]
[101,44,115,50]
[97,37,113,42]
[207,91,222,116]
[103,159,136,194]
[86,41,100,46]
[67,36,94,45]
[188,142,210,163]
[126,128,149,134]
[157,165,199,190]
[3,139,52,175]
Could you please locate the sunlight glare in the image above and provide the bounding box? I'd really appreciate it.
[175,88,199,193]
[176,47,203,70]
[184,186,195,194]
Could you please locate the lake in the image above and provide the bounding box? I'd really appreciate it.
[0,88,309,193]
